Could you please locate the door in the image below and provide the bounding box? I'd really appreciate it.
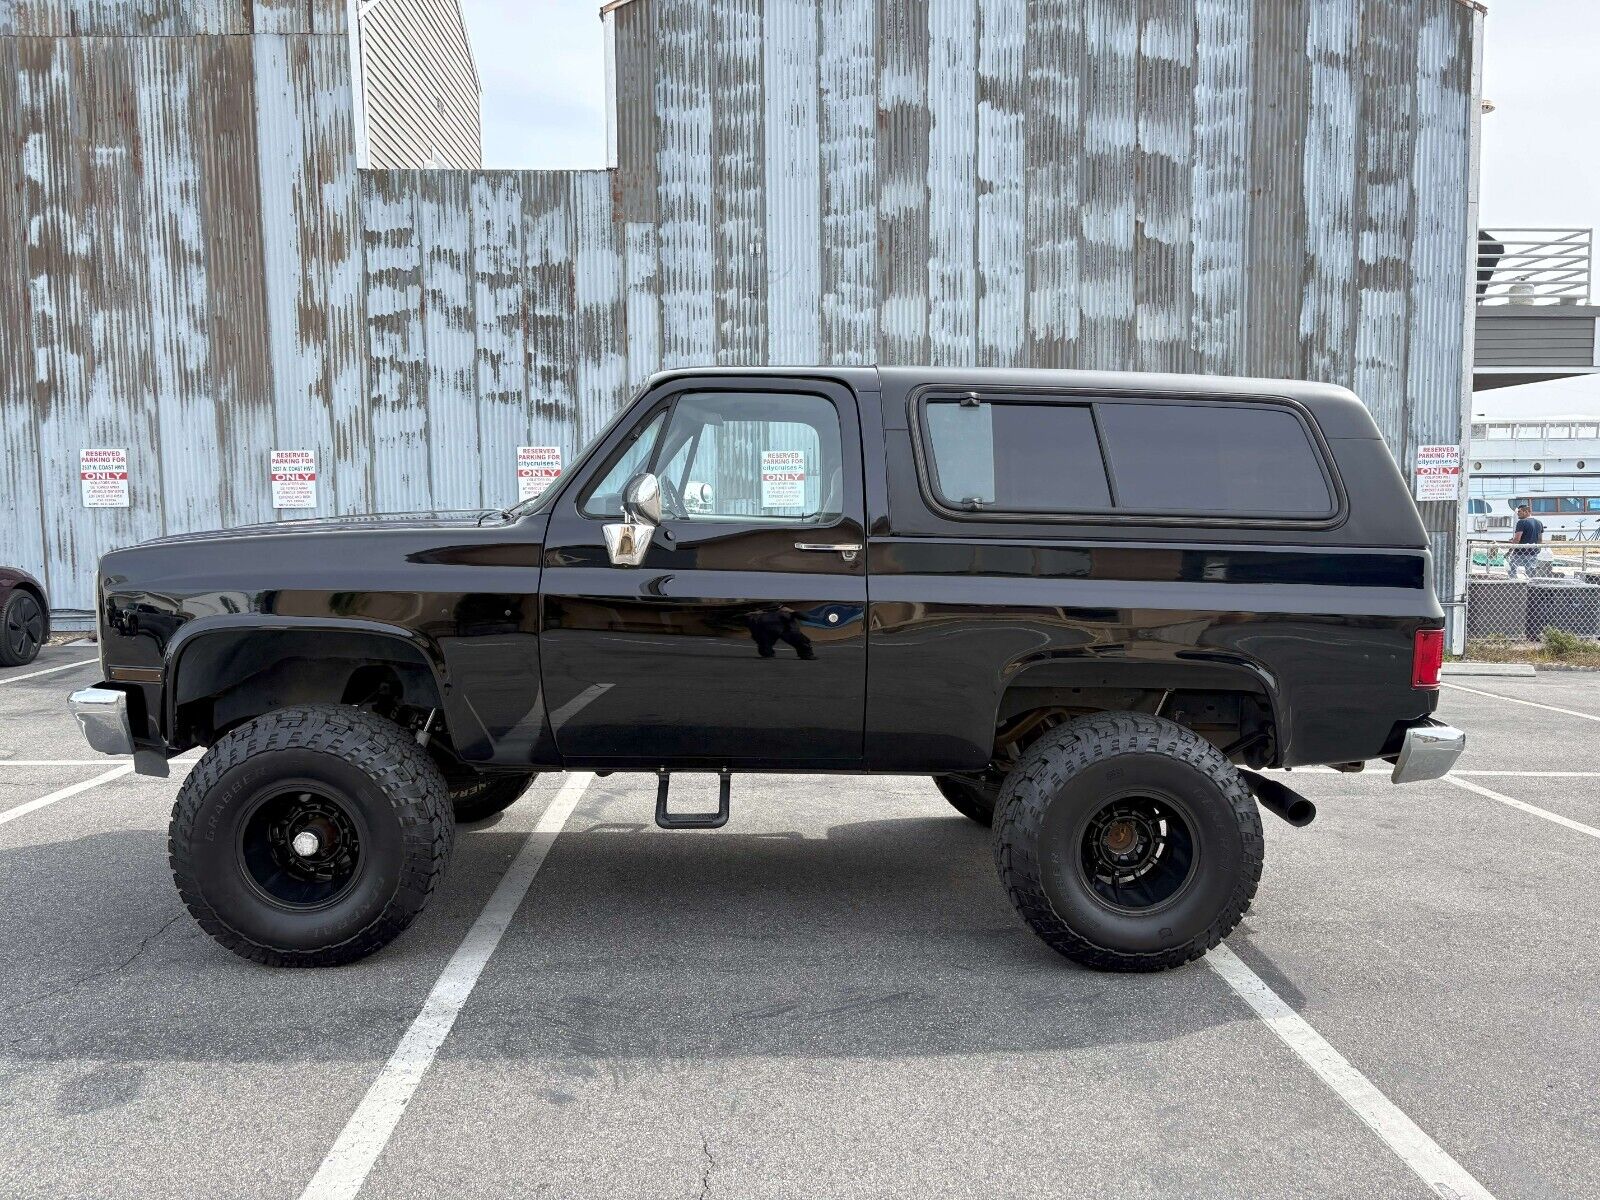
[539,378,868,768]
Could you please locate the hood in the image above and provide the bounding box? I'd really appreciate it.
[132,509,508,547]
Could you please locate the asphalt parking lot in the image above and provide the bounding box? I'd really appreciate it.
[2,643,1597,1199]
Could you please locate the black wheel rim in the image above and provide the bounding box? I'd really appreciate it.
[238,787,363,909]
[1078,794,1198,912]
[7,594,42,660]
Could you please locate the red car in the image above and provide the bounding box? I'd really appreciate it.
[0,566,48,667]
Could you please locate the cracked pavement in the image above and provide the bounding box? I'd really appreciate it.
[2,643,1598,1198]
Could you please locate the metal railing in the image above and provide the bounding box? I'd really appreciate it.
[1466,540,1600,646]
[1477,228,1592,306]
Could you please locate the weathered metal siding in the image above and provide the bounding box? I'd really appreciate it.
[0,17,367,611]
[0,0,1481,628]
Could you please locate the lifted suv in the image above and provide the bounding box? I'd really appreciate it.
[71,367,1463,971]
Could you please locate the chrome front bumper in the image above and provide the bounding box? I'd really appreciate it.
[69,686,134,757]
[1391,721,1466,784]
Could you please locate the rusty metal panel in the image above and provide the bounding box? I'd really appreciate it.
[1300,0,1360,385]
[253,0,311,36]
[709,0,766,366]
[1,1,251,35]
[417,170,478,510]
[1079,0,1137,370]
[1352,0,1421,454]
[570,170,627,445]
[1245,0,1308,380]
[363,170,428,512]
[524,171,578,452]
[309,26,371,515]
[471,171,528,508]
[609,0,661,387]
[1023,0,1082,368]
[976,0,1024,368]
[653,0,715,370]
[1189,0,1251,374]
[136,35,221,540]
[195,33,277,531]
[1135,0,1195,373]
[926,0,976,367]
[818,0,876,364]
[0,36,48,588]
[763,0,820,365]
[876,0,929,365]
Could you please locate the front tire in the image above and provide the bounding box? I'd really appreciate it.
[994,712,1263,972]
[169,705,455,967]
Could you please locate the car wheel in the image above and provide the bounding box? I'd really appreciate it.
[933,772,1002,826]
[169,704,455,967]
[450,772,536,824]
[994,712,1263,973]
[1,590,45,667]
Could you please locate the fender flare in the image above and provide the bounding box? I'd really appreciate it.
[161,614,490,752]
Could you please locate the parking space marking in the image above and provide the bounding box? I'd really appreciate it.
[1444,775,1600,840]
[1207,945,1495,1200]
[0,656,98,686]
[1442,681,1600,722]
[0,764,133,827]
[1454,770,1600,778]
[299,772,594,1200]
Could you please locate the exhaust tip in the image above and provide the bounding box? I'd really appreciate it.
[1240,769,1318,828]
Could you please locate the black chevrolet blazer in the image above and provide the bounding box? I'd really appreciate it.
[70,366,1463,972]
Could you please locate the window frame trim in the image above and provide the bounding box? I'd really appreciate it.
[908,384,1349,529]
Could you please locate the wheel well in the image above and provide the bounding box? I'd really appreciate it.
[170,630,445,750]
[992,683,1278,771]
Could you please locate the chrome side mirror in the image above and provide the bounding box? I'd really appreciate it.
[622,472,663,525]
[604,472,661,566]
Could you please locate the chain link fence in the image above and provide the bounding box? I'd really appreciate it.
[1466,540,1600,652]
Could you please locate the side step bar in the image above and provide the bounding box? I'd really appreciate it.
[655,768,731,830]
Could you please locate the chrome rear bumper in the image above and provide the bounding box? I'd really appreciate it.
[1391,721,1466,784]
[69,686,134,757]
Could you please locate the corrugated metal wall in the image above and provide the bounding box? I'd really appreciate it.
[0,0,1482,623]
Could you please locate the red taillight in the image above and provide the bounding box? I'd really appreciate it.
[1412,628,1444,689]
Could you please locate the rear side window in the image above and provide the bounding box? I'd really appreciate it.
[924,401,1110,511]
[919,394,1336,521]
[1095,403,1334,517]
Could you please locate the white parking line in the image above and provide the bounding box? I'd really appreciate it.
[1444,775,1600,840]
[1442,681,1600,722]
[0,764,133,827]
[1454,770,1600,778]
[1207,945,1495,1200]
[0,657,98,686]
[299,772,594,1200]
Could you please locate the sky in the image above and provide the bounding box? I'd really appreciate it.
[459,0,1600,265]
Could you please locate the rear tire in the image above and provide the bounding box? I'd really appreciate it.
[1,590,44,666]
[168,704,455,967]
[993,712,1263,972]
[934,772,1002,826]
[450,772,536,824]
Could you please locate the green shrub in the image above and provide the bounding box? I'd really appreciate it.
[1541,626,1588,659]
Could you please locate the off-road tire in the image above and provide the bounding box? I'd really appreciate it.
[169,704,455,967]
[0,590,45,666]
[934,773,1002,826]
[450,772,536,824]
[993,712,1263,972]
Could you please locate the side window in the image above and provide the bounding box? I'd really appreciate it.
[651,392,844,524]
[923,401,1111,511]
[1096,402,1334,517]
[578,410,666,518]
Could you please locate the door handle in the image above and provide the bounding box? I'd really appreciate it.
[795,542,863,562]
